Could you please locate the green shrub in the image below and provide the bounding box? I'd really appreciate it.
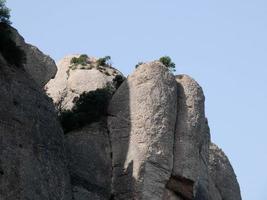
[135,62,144,68]
[113,74,124,89]
[0,0,11,25]
[70,54,88,66]
[0,1,26,67]
[159,56,176,72]
[97,56,111,66]
[59,87,112,133]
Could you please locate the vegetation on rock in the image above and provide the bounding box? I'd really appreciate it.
[0,0,10,25]
[159,56,176,72]
[0,1,26,67]
[135,62,144,68]
[59,87,113,133]
[96,56,111,66]
[113,74,125,89]
[70,54,89,66]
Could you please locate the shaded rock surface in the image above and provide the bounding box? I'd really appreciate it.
[0,54,72,200]
[209,143,242,200]
[108,62,177,199]
[10,27,57,87]
[168,74,210,199]
[1,28,242,200]
[45,55,124,110]
[65,122,112,200]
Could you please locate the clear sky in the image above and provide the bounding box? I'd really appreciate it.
[7,1,267,199]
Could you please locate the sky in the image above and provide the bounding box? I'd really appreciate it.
[6,1,267,199]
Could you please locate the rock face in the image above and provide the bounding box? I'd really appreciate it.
[209,143,242,200]
[0,53,72,199]
[167,75,210,199]
[1,27,242,200]
[65,122,112,200]
[10,27,57,87]
[46,55,124,110]
[108,62,177,199]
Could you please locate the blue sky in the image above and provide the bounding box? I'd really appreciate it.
[7,1,267,199]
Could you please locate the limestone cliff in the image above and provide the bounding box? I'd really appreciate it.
[0,28,241,200]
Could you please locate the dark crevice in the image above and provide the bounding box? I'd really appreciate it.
[166,175,194,200]
[71,175,109,198]
[106,117,114,199]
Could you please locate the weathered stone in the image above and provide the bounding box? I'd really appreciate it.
[209,143,242,200]
[169,74,210,199]
[46,55,124,110]
[0,54,72,200]
[108,62,177,199]
[10,27,57,87]
[65,122,112,200]
[163,189,183,200]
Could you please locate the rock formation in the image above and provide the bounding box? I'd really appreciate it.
[45,55,124,111]
[10,27,57,87]
[0,49,72,199]
[108,62,177,199]
[0,27,242,200]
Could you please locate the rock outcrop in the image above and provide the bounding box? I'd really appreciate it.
[65,122,112,200]
[108,62,177,199]
[209,143,242,200]
[45,55,124,110]
[167,75,210,199]
[10,27,57,87]
[0,52,72,199]
[1,27,242,200]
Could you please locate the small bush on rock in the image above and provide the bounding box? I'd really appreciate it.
[135,62,144,68]
[97,56,111,66]
[113,74,124,89]
[59,87,113,133]
[0,0,10,25]
[159,56,176,72]
[70,54,88,66]
[0,1,26,67]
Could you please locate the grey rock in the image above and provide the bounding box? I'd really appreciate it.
[209,143,242,200]
[0,54,72,200]
[10,27,57,87]
[65,122,112,200]
[163,189,183,200]
[170,75,210,199]
[108,62,177,199]
[46,55,124,110]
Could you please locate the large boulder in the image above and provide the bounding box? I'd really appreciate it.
[65,122,112,200]
[209,143,242,200]
[45,55,124,110]
[10,27,57,87]
[167,74,210,199]
[108,62,177,199]
[0,54,72,200]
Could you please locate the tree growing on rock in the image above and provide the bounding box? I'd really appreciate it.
[159,56,176,72]
[0,0,11,25]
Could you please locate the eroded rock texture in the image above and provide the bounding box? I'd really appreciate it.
[10,27,57,87]
[65,122,112,200]
[166,74,210,199]
[0,53,72,200]
[209,143,242,200]
[108,62,177,199]
[46,55,124,110]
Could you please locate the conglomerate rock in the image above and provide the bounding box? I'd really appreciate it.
[0,53,72,200]
[10,27,57,87]
[45,55,124,110]
[108,62,177,200]
[65,122,112,200]
[209,143,242,200]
